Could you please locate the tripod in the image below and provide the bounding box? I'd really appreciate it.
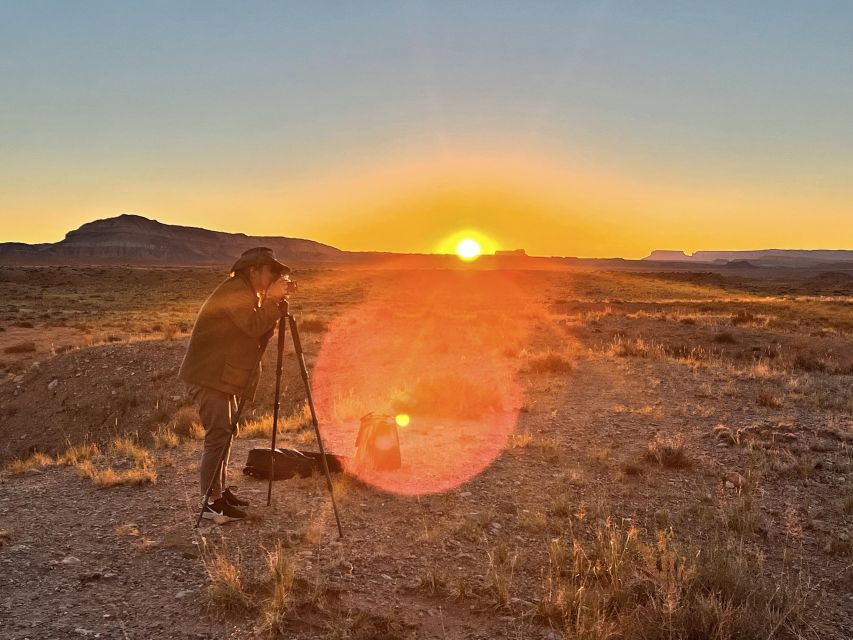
[266,298,343,538]
[195,299,343,539]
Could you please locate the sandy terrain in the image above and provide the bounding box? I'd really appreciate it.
[0,266,851,639]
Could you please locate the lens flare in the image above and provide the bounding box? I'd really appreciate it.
[455,238,481,261]
[395,413,410,428]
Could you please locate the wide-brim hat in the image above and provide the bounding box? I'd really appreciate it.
[230,247,291,275]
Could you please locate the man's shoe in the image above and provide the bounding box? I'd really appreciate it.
[223,487,250,507]
[202,497,247,523]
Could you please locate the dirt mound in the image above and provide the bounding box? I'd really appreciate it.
[0,338,307,463]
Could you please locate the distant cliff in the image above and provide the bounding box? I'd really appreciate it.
[0,214,346,265]
[644,249,853,267]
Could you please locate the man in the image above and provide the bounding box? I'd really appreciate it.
[180,246,291,522]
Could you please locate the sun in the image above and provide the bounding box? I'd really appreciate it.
[455,238,482,261]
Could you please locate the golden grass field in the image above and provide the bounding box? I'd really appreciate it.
[0,265,851,639]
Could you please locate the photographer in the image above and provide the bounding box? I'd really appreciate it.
[180,247,291,522]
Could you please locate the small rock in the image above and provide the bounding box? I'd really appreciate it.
[459,492,472,497]
[491,522,502,529]
[61,556,81,565]
[381,574,392,581]
[9,544,28,553]
[175,589,193,599]
[724,481,735,489]
[47,379,58,392]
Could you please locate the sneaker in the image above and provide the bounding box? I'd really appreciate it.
[202,497,247,523]
[223,487,250,507]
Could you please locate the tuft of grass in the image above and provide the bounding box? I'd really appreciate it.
[205,551,251,619]
[76,463,157,487]
[509,431,534,449]
[56,443,100,466]
[487,545,517,608]
[152,426,180,449]
[5,452,53,474]
[645,433,690,468]
[74,437,156,488]
[526,350,575,374]
[538,522,810,639]
[238,404,311,439]
[171,405,200,438]
[257,541,295,636]
[757,391,783,408]
[726,494,760,535]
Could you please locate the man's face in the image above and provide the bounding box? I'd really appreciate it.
[251,263,280,292]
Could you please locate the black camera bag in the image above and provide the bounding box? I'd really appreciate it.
[243,447,345,480]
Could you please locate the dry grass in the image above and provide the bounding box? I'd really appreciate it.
[525,349,575,374]
[645,433,690,468]
[56,443,100,465]
[171,405,202,439]
[74,437,156,488]
[205,551,251,619]
[538,522,810,639]
[152,425,180,449]
[238,404,311,439]
[4,451,53,474]
[257,542,296,636]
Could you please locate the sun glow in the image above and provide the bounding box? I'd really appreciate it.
[455,238,481,261]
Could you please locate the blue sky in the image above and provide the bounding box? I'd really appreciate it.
[1,1,851,255]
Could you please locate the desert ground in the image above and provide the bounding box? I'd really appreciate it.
[0,265,851,639]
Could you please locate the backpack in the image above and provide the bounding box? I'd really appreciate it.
[243,447,345,480]
[354,413,401,470]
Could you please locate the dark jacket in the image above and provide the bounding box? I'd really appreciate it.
[179,275,280,397]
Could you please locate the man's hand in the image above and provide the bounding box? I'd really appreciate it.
[265,279,290,303]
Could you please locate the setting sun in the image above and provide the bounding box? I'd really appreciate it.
[455,238,482,261]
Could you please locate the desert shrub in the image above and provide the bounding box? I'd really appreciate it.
[4,342,36,354]
[645,433,689,468]
[392,375,503,419]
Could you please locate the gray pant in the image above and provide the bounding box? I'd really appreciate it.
[192,386,238,500]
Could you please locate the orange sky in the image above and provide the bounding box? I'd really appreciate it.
[5,142,848,259]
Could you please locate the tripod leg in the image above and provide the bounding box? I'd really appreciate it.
[267,312,288,506]
[288,314,344,539]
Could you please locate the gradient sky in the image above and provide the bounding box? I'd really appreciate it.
[1,1,851,257]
